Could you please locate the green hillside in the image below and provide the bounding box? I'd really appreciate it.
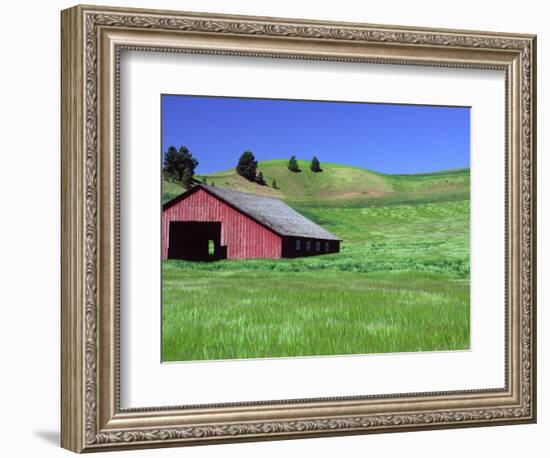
[163,160,469,207]
[162,160,470,362]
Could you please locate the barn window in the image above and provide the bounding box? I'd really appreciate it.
[296,240,301,250]
[325,242,330,252]
[316,241,321,252]
[306,241,311,251]
[208,240,215,255]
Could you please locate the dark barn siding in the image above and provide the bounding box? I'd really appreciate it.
[282,237,340,258]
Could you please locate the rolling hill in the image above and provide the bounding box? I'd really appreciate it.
[162,159,471,361]
[162,160,469,207]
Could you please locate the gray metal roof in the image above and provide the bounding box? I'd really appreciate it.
[201,185,341,241]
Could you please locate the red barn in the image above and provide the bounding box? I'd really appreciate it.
[162,184,341,261]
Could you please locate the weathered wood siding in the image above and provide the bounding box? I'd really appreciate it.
[162,188,282,259]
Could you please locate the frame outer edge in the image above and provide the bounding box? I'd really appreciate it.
[61,4,537,452]
[528,36,537,423]
[61,5,86,453]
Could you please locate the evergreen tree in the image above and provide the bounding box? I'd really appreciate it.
[272,179,277,189]
[236,151,258,181]
[201,176,207,184]
[310,156,322,172]
[162,145,199,189]
[257,171,265,185]
[162,146,180,180]
[288,155,301,172]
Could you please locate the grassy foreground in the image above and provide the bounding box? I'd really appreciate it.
[162,162,470,362]
[163,270,469,361]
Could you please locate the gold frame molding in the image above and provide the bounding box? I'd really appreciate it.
[61,4,537,453]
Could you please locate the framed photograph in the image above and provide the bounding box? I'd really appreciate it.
[61,4,537,453]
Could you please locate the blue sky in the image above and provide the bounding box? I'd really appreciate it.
[161,94,470,175]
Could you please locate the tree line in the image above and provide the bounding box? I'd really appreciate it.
[163,146,323,190]
[288,155,322,173]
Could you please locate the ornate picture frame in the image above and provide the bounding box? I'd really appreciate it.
[61,4,536,453]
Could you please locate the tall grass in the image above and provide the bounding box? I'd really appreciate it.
[162,198,470,362]
[162,270,469,361]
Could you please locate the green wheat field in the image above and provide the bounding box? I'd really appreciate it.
[162,160,470,362]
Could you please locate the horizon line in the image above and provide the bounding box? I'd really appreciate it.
[190,159,470,177]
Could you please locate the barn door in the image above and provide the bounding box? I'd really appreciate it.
[167,221,226,261]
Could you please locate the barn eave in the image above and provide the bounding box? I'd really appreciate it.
[163,184,342,241]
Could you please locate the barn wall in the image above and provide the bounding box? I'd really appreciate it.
[282,236,340,258]
[162,189,282,260]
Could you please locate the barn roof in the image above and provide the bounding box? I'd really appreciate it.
[164,184,341,241]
